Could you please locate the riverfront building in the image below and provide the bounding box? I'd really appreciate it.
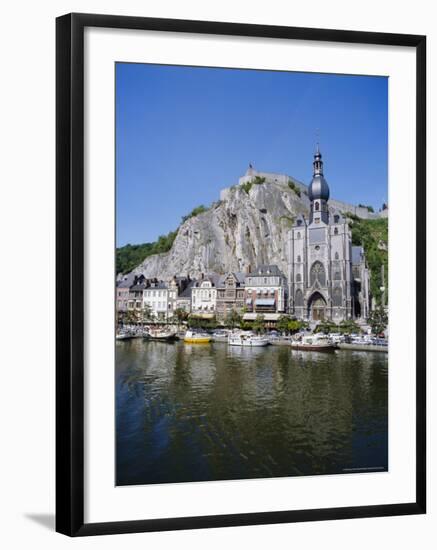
[244,265,287,314]
[116,272,136,313]
[191,275,219,315]
[128,275,148,312]
[216,272,246,320]
[142,281,171,320]
[287,148,370,321]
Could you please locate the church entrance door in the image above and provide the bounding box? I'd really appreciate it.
[308,293,327,321]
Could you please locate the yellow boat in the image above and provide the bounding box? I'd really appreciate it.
[183,330,211,344]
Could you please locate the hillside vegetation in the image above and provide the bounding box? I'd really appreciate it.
[346,214,388,304]
[116,203,212,274]
[116,231,178,274]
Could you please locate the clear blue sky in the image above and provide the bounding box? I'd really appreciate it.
[116,63,387,247]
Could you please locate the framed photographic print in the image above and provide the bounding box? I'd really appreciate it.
[56,13,426,536]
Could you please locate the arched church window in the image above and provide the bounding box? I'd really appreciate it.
[315,202,320,211]
[334,214,340,223]
[335,252,339,260]
[296,273,301,282]
[334,227,339,235]
[295,289,303,306]
[310,261,326,286]
[296,232,301,239]
[297,255,301,263]
[334,271,341,280]
[333,287,342,306]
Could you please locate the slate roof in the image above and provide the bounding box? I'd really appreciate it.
[116,273,136,288]
[217,272,246,287]
[130,283,146,291]
[148,281,168,289]
[178,280,196,298]
[246,265,284,278]
[194,273,222,287]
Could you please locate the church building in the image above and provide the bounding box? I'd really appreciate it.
[287,147,370,322]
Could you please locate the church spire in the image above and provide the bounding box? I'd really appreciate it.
[313,145,323,176]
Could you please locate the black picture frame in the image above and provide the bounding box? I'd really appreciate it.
[56,12,426,537]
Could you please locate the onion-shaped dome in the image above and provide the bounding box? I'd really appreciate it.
[308,174,330,201]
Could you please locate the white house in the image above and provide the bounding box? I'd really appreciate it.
[143,280,177,321]
[191,275,218,315]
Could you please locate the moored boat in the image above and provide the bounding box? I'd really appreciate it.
[116,331,133,340]
[148,328,177,341]
[183,330,211,344]
[228,332,269,347]
[290,334,336,352]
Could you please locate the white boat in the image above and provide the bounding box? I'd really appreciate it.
[228,332,269,347]
[328,332,345,344]
[148,328,177,341]
[290,334,336,352]
[350,335,372,345]
[183,330,211,344]
[116,331,133,340]
[212,331,229,343]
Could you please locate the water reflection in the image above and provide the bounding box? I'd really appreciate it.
[116,340,388,485]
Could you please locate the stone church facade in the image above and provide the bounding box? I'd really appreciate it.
[287,148,370,322]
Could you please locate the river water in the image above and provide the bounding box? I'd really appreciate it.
[116,340,388,486]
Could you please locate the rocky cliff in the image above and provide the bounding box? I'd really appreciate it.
[132,179,316,279]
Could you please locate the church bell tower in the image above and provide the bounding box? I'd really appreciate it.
[308,146,330,224]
